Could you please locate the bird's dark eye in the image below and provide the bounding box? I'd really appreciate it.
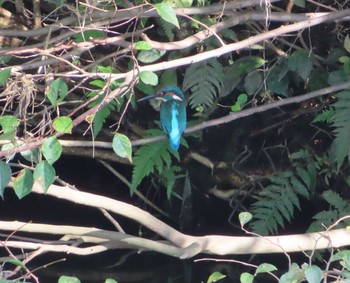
[157,91,165,96]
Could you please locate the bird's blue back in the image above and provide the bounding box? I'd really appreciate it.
[158,86,186,151]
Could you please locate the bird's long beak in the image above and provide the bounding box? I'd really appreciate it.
[137,95,157,103]
[171,94,183,101]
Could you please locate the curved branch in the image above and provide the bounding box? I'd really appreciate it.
[3,182,350,259]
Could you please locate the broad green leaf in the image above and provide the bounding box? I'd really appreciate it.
[154,3,179,29]
[220,29,238,42]
[0,115,19,134]
[160,69,178,87]
[105,279,118,283]
[239,212,252,226]
[73,30,105,43]
[47,78,68,106]
[344,35,350,53]
[41,136,62,164]
[293,0,305,8]
[20,147,40,164]
[58,276,81,283]
[328,70,350,85]
[237,93,248,105]
[135,80,155,95]
[112,133,132,163]
[256,263,277,274]
[288,50,313,80]
[89,79,106,88]
[0,161,11,199]
[231,102,241,112]
[139,71,158,86]
[34,161,56,193]
[304,265,322,283]
[244,71,262,95]
[231,57,265,77]
[53,116,73,133]
[207,271,226,283]
[13,169,33,199]
[137,49,166,63]
[135,41,153,50]
[240,272,254,283]
[308,69,329,91]
[279,263,304,283]
[267,59,290,96]
[0,67,11,86]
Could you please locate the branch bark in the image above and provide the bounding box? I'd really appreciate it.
[2,181,349,259]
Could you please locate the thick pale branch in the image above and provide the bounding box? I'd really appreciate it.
[4,182,348,258]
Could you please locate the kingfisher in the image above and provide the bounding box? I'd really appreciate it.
[138,86,187,151]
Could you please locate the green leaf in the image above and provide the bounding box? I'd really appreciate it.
[231,102,241,112]
[237,93,248,105]
[105,279,118,283]
[135,41,153,50]
[160,69,178,87]
[139,71,158,86]
[13,169,33,199]
[20,147,40,164]
[244,71,262,95]
[6,258,27,270]
[41,136,62,165]
[183,59,223,108]
[73,30,105,43]
[288,50,313,80]
[344,35,350,53]
[154,3,179,29]
[47,78,68,106]
[131,129,174,193]
[137,49,166,63]
[293,0,305,8]
[33,161,56,193]
[279,263,304,283]
[0,161,11,199]
[58,276,81,283]
[231,56,265,76]
[0,67,11,86]
[256,263,277,274]
[0,115,19,134]
[207,271,226,283]
[112,133,132,163]
[239,212,252,226]
[304,265,322,283]
[267,59,290,96]
[240,272,254,283]
[53,116,73,134]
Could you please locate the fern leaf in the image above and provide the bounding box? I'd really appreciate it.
[322,190,348,212]
[250,151,315,235]
[87,91,117,137]
[330,90,350,171]
[159,19,175,41]
[183,59,223,108]
[131,129,175,193]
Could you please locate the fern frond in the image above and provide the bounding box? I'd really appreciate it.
[250,150,316,235]
[87,91,117,137]
[159,19,175,41]
[130,129,177,193]
[308,190,350,232]
[183,59,223,108]
[330,90,350,171]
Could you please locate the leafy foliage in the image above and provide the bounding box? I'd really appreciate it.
[330,90,350,171]
[183,59,223,108]
[130,129,179,193]
[250,150,316,235]
[308,190,350,232]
